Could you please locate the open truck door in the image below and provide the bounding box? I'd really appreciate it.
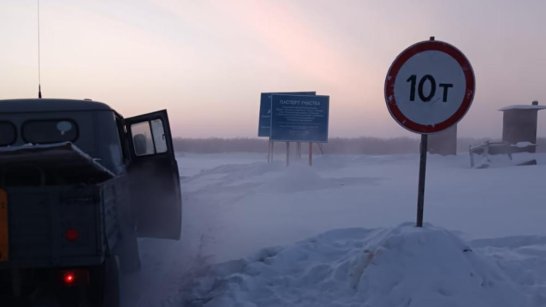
[125,110,181,239]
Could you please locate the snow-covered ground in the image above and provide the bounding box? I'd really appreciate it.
[126,152,546,306]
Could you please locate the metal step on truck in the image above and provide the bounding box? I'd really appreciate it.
[0,98,182,307]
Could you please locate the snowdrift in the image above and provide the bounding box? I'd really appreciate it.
[187,223,529,307]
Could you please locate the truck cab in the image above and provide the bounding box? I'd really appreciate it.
[0,98,182,306]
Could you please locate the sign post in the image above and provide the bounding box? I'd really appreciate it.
[416,134,428,227]
[267,140,272,163]
[285,142,290,166]
[308,142,313,166]
[271,141,275,162]
[384,37,475,227]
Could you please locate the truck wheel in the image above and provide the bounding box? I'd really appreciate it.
[89,256,120,307]
[102,255,121,307]
[119,228,141,274]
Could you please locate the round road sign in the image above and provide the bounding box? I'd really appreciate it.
[384,39,475,134]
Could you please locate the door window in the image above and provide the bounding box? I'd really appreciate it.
[0,122,16,146]
[22,120,78,144]
[150,119,167,153]
[131,119,168,156]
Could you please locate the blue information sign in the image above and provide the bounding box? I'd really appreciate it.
[270,94,329,143]
[258,91,316,137]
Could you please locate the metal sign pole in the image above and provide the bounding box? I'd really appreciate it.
[271,141,275,162]
[286,141,290,167]
[308,142,313,166]
[416,134,428,227]
[267,139,272,163]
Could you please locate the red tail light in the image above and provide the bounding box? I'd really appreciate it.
[59,269,90,287]
[64,228,79,241]
[63,271,76,285]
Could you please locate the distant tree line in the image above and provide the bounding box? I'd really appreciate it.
[173,137,419,154]
[173,137,546,154]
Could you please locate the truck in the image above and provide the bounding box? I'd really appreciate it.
[0,98,182,306]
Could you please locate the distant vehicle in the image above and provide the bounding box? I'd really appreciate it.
[0,98,182,306]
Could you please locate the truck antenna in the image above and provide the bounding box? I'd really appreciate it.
[37,0,42,99]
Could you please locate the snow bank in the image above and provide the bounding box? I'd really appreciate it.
[472,236,546,306]
[186,223,529,307]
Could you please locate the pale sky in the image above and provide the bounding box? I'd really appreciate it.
[1,0,546,138]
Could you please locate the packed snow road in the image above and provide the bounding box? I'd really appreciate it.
[127,152,546,306]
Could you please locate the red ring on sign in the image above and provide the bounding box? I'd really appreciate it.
[384,40,475,134]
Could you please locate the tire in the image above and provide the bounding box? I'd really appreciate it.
[88,256,121,307]
[102,256,121,307]
[118,227,141,274]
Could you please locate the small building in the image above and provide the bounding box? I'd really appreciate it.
[428,125,457,155]
[499,101,546,153]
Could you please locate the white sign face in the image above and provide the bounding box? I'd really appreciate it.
[385,40,475,134]
[394,51,466,125]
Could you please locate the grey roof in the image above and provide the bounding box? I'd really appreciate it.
[499,105,546,111]
[0,98,115,113]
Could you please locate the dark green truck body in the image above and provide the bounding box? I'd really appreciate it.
[0,98,182,306]
[3,180,120,268]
